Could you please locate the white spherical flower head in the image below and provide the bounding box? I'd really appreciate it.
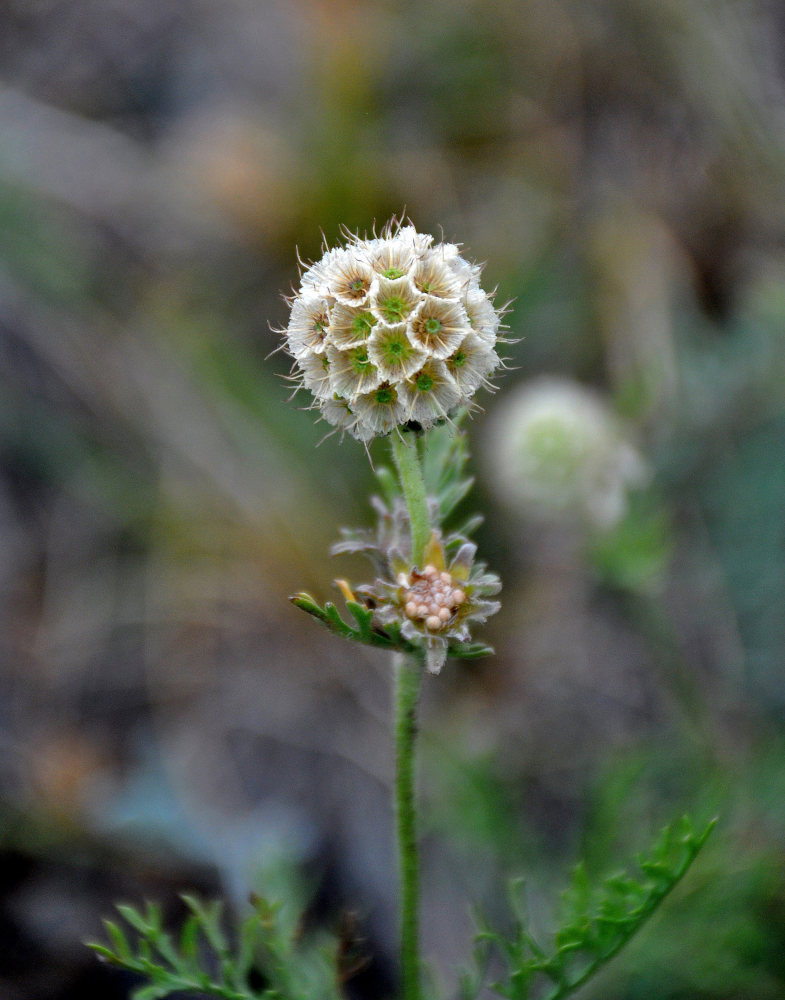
[282,219,507,440]
[487,377,649,531]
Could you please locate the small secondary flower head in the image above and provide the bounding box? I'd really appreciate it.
[282,219,505,440]
[334,501,500,675]
[487,377,648,530]
[365,531,501,674]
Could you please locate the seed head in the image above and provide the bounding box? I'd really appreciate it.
[487,377,649,530]
[283,219,506,440]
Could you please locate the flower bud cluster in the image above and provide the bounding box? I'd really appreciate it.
[283,220,504,440]
[401,564,466,632]
[334,499,501,675]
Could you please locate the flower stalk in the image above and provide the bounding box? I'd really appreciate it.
[284,219,504,990]
[393,650,424,1000]
[88,218,715,1000]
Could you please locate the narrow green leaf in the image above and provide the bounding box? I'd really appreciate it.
[448,640,495,659]
[324,602,349,631]
[179,913,201,965]
[439,476,475,520]
[374,465,400,508]
[237,910,261,981]
[182,895,228,955]
[131,985,171,1000]
[152,930,180,971]
[289,592,327,618]
[346,600,374,637]
[103,918,132,960]
[144,902,164,935]
[86,941,123,964]
[117,903,152,935]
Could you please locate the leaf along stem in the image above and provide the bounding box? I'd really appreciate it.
[391,431,431,567]
[542,820,715,1000]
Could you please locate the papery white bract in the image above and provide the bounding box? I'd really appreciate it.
[282,219,506,440]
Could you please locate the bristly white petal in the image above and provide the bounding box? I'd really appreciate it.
[394,224,433,255]
[367,322,428,381]
[408,297,470,360]
[445,332,499,395]
[286,296,331,359]
[326,251,374,306]
[463,289,500,345]
[411,250,463,299]
[300,247,344,297]
[370,275,420,326]
[368,239,417,280]
[352,383,407,438]
[329,303,378,350]
[298,350,333,401]
[320,395,356,431]
[398,360,461,425]
[445,251,483,293]
[327,344,382,400]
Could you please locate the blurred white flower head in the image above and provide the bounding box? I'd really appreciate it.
[282,219,506,440]
[487,377,648,531]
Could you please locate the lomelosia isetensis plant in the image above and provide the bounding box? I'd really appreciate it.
[89,219,715,1000]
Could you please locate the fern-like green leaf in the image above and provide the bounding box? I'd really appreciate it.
[87,893,343,1000]
[466,815,716,1000]
[290,591,420,654]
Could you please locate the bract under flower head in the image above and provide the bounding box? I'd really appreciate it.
[364,530,500,674]
[335,501,501,674]
[283,219,506,440]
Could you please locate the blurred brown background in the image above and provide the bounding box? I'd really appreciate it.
[2,0,785,997]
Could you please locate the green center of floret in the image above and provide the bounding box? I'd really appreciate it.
[425,318,442,334]
[351,311,376,339]
[382,267,405,279]
[379,296,410,323]
[352,349,373,373]
[375,386,394,404]
[452,350,466,367]
[416,372,434,392]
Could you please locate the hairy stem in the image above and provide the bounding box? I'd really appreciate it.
[390,431,431,1000]
[391,431,431,566]
[394,651,423,1000]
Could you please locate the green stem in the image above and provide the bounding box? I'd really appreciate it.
[394,651,423,1000]
[390,431,431,1000]
[391,432,431,566]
